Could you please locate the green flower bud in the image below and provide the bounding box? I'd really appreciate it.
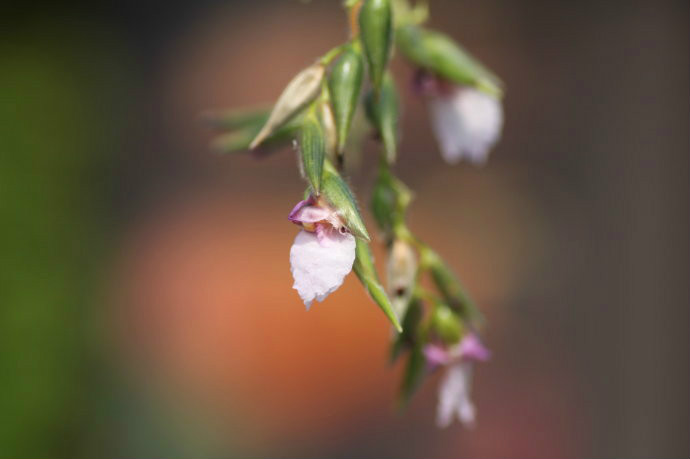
[370,162,411,235]
[319,102,338,162]
[431,303,463,344]
[299,113,326,194]
[250,63,325,149]
[359,0,393,92]
[365,73,399,163]
[328,45,364,156]
[397,25,503,97]
[353,238,403,332]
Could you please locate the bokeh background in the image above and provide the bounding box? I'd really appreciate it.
[1,0,688,457]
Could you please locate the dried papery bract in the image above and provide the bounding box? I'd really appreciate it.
[250,63,325,150]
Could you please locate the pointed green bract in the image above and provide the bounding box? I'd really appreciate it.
[299,114,326,193]
[390,296,422,363]
[365,73,399,163]
[328,45,364,156]
[359,0,393,93]
[353,238,402,332]
[397,25,503,97]
[399,338,426,405]
[203,107,269,131]
[250,63,325,149]
[321,161,369,241]
[423,248,484,325]
[211,120,299,154]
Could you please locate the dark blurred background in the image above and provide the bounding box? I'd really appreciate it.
[1,0,688,457]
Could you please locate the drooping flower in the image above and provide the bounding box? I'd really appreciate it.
[288,196,356,309]
[424,332,491,428]
[415,70,503,165]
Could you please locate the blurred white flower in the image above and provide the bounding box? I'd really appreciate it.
[429,87,503,165]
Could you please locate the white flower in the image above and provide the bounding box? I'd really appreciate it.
[425,333,491,428]
[437,362,475,428]
[428,87,503,165]
[288,198,356,309]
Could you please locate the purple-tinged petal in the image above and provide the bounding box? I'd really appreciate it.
[424,343,451,368]
[288,198,330,225]
[459,333,491,362]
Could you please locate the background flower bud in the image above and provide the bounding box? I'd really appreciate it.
[431,304,463,344]
[365,72,399,163]
[387,239,417,317]
[250,63,325,149]
[358,0,393,93]
[328,45,364,157]
[396,25,503,97]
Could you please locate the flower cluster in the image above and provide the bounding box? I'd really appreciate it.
[205,0,504,428]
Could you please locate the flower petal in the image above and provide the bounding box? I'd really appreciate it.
[429,87,503,165]
[289,229,356,309]
[458,332,491,362]
[436,362,475,428]
[424,343,451,368]
[288,199,331,224]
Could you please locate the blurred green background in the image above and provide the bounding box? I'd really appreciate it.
[1,0,688,457]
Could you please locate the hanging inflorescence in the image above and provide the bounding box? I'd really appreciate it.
[205,0,504,428]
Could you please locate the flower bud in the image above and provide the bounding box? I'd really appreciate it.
[432,304,463,345]
[396,25,503,97]
[359,0,393,93]
[299,113,326,194]
[319,102,338,162]
[386,239,417,318]
[328,45,364,156]
[370,163,411,235]
[250,63,325,149]
[365,72,399,163]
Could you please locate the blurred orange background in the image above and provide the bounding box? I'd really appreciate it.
[1,1,688,457]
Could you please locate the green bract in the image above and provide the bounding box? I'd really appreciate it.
[299,113,326,194]
[353,238,402,332]
[359,0,393,93]
[397,24,503,97]
[423,248,484,325]
[328,45,364,156]
[321,161,369,241]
